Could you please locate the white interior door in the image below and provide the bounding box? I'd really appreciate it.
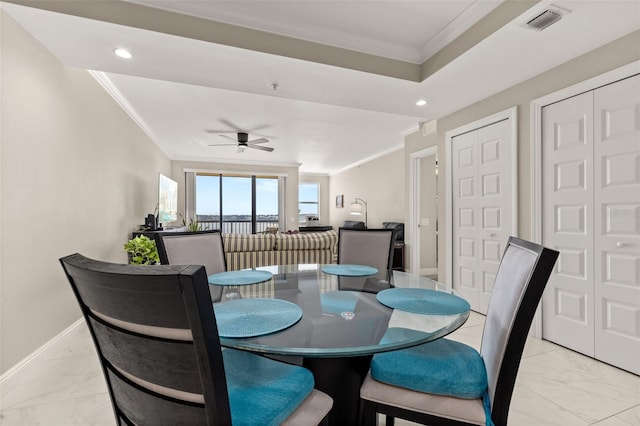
[541,91,595,356]
[593,74,640,374]
[541,74,640,374]
[450,118,514,314]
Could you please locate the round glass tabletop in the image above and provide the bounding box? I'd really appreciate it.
[214,264,469,357]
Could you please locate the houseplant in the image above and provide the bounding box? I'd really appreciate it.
[124,235,160,265]
[179,213,202,232]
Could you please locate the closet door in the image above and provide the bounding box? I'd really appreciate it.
[541,91,595,356]
[452,130,481,310]
[452,119,513,314]
[542,74,640,374]
[593,74,640,374]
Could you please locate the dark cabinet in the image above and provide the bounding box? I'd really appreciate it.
[392,243,405,271]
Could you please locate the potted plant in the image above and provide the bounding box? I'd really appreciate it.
[179,213,202,232]
[124,235,160,265]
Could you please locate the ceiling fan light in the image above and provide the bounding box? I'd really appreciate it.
[210,132,273,153]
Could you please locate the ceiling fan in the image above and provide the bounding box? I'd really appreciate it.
[208,132,274,153]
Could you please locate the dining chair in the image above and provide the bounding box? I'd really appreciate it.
[338,228,395,272]
[158,229,227,274]
[359,236,559,426]
[59,253,333,426]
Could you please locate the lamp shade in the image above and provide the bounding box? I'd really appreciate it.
[349,202,363,215]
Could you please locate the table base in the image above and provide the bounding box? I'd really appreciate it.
[303,355,373,426]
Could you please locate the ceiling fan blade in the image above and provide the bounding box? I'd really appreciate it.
[237,145,245,153]
[208,143,236,147]
[249,144,274,152]
[217,119,271,133]
[249,124,271,132]
[219,118,245,132]
[219,134,237,142]
[247,138,269,145]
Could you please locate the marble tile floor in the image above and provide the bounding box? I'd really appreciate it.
[1,312,638,426]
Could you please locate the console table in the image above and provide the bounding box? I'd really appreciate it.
[299,225,333,232]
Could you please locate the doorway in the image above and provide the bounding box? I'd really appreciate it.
[409,146,438,278]
[419,154,438,279]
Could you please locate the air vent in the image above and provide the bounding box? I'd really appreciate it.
[523,5,570,31]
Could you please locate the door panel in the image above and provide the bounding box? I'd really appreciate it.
[477,122,511,309]
[452,131,480,309]
[593,74,640,374]
[542,91,595,356]
[452,119,512,314]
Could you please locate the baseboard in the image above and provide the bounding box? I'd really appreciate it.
[0,318,85,384]
[420,267,438,276]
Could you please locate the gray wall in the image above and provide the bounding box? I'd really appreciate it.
[329,148,405,230]
[0,11,171,374]
[404,30,640,283]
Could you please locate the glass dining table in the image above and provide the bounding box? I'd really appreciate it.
[209,264,470,425]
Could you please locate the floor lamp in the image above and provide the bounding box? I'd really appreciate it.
[349,198,368,228]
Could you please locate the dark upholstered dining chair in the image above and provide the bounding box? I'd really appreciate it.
[359,237,559,426]
[158,230,227,275]
[60,253,332,426]
[338,228,395,272]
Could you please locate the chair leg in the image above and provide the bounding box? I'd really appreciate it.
[359,400,378,426]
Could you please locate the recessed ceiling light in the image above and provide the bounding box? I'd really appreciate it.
[416,99,427,106]
[113,48,132,59]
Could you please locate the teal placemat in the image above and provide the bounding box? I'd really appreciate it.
[208,270,273,286]
[214,298,302,338]
[376,288,470,315]
[321,264,378,276]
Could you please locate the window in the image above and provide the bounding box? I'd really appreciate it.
[195,173,279,234]
[299,183,319,223]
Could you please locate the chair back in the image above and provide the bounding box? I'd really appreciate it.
[338,228,394,271]
[59,254,231,425]
[158,230,226,274]
[480,237,558,424]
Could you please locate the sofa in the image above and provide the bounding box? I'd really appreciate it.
[222,230,338,271]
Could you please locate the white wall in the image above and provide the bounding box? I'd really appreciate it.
[329,148,405,230]
[0,11,171,374]
[404,30,640,284]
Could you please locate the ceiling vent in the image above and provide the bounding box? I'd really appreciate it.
[522,5,570,31]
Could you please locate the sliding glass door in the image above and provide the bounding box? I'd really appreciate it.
[195,173,279,234]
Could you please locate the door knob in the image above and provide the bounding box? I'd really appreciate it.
[616,241,626,248]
